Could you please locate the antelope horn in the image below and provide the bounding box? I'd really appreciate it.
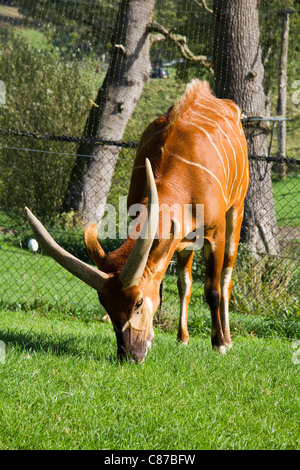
[25,207,110,292]
[119,158,159,289]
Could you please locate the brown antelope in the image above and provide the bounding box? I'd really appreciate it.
[25,80,248,362]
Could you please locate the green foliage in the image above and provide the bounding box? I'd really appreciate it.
[0,31,96,133]
[152,0,214,79]
[0,31,102,222]
[175,61,213,85]
[124,71,187,141]
[15,0,119,59]
[230,244,300,336]
[0,1,299,227]
[259,0,300,103]
[158,244,300,340]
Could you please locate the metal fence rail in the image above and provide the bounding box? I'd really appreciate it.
[0,132,299,340]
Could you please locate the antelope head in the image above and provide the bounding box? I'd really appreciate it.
[25,160,172,362]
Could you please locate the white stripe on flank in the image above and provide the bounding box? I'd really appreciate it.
[201,95,242,132]
[220,139,230,186]
[234,137,246,203]
[231,102,243,132]
[200,95,234,117]
[171,152,227,204]
[194,100,246,205]
[194,99,244,155]
[181,119,227,182]
[188,109,236,191]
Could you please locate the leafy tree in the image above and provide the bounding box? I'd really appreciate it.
[15,0,119,57]
[259,0,300,111]
[0,32,95,222]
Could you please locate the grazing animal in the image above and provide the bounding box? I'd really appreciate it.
[25,80,248,362]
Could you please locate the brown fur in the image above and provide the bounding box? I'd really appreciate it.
[84,79,249,360]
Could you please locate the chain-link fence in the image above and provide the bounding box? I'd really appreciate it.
[0,1,299,340]
[0,131,299,340]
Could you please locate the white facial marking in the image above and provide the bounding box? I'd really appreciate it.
[122,320,130,332]
[145,296,153,314]
[147,330,154,350]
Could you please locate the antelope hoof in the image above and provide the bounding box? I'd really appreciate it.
[212,344,227,354]
[177,333,189,345]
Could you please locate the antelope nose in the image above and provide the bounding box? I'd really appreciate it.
[118,347,146,363]
[127,350,146,363]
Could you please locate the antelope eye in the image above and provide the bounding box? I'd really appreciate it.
[134,298,143,310]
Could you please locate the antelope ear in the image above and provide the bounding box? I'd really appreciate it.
[84,223,106,270]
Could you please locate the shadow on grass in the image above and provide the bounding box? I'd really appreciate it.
[0,325,120,364]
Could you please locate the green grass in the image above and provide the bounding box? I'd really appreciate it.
[15,28,51,51]
[0,236,102,319]
[0,307,299,450]
[273,174,300,228]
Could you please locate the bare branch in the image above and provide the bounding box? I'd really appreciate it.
[149,32,167,45]
[192,0,213,14]
[147,22,214,75]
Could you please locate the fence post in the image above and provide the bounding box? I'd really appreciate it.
[277,9,290,180]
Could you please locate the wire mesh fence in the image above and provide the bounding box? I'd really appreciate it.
[0,0,299,341]
[0,131,299,340]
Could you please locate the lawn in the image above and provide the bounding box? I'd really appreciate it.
[0,228,299,450]
[0,307,299,450]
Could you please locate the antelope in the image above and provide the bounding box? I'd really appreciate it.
[25,80,248,362]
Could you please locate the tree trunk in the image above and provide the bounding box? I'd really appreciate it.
[277,10,290,180]
[63,0,156,225]
[213,0,280,256]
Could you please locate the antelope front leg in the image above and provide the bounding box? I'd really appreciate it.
[204,234,226,353]
[176,249,194,345]
[220,206,245,349]
[220,267,233,348]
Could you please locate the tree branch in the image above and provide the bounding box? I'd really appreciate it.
[147,22,214,75]
[192,0,213,14]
